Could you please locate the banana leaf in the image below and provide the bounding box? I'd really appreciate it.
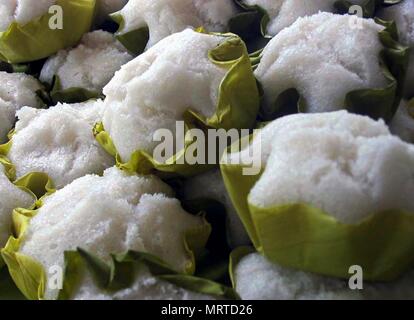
[229,0,270,40]
[0,167,54,268]
[58,248,239,300]
[0,139,55,199]
[49,76,103,104]
[94,32,260,177]
[0,268,25,300]
[220,136,414,282]
[0,62,29,74]
[0,0,96,64]
[181,198,232,284]
[1,189,211,300]
[259,19,409,123]
[110,13,149,55]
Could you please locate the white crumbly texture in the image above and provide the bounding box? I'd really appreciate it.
[235,253,414,300]
[118,0,238,48]
[95,0,128,24]
[256,12,387,114]
[0,71,43,143]
[19,167,206,299]
[73,265,215,300]
[183,170,250,247]
[243,0,366,36]
[0,0,56,32]
[8,100,114,189]
[40,31,133,93]
[102,29,227,161]
[378,0,414,98]
[230,111,414,224]
[0,165,33,247]
[390,100,414,143]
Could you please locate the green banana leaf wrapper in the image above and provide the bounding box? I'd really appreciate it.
[259,19,409,123]
[0,187,212,300]
[58,248,238,300]
[0,172,52,268]
[48,76,103,104]
[0,0,96,64]
[0,132,54,194]
[0,143,54,270]
[0,268,25,300]
[180,198,233,284]
[110,13,149,55]
[0,138,54,198]
[0,59,48,79]
[230,0,401,40]
[94,33,260,178]
[229,0,270,40]
[0,140,14,182]
[220,135,414,282]
[110,9,244,55]
[0,62,30,74]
